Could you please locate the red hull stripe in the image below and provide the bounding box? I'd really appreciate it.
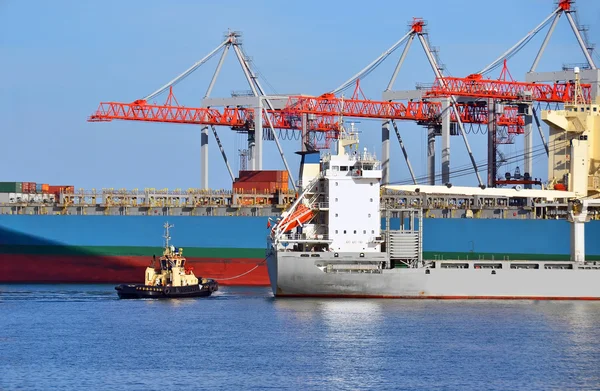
[276,294,600,300]
[1,254,269,285]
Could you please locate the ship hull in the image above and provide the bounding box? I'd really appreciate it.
[0,254,267,285]
[2,215,600,285]
[268,251,600,300]
[0,215,270,285]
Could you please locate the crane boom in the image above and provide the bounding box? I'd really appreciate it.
[283,94,524,131]
[425,75,592,103]
[88,87,340,132]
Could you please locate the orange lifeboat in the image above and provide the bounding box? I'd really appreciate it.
[277,204,314,233]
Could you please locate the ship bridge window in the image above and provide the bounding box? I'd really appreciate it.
[332,166,339,171]
[340,166,348,171]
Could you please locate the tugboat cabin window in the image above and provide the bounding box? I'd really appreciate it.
[161,259,167,269]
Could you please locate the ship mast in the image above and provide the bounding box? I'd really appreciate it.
[572,66,586,106]
[163,222,174,250]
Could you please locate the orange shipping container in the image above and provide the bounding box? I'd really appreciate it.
[48,185,75,195]
[233,181,278,194]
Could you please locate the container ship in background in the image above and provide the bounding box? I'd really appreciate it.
[2,163,600,286]
[0,170,292,285]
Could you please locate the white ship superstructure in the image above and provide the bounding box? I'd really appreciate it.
[266,88,600,298]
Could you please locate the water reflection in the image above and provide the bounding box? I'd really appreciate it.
[273,298,388,389]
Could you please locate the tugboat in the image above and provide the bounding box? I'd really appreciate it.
[115,223,219,299]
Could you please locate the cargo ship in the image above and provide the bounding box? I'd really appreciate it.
[2,150,600,285]
[0,169,292,286]
[267,86,600,298]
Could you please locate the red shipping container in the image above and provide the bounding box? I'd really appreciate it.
[237,170,286,183]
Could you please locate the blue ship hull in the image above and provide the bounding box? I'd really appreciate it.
[1,215,599,284]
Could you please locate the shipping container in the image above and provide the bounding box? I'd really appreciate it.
[0,182,22,193]
[31,194,43,203]
[237,170,288,184]
[34,183,49,193]
[15,193,29,203]
[22,182,36,194]
[233,181,279,194]
[42,194,56,203]
[48,185,75,195]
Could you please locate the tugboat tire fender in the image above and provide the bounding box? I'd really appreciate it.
[165,288,171,295]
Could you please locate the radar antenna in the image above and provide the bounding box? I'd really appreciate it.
[163,222,174,249]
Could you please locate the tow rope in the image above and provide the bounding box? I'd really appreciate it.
[216,258,267,281]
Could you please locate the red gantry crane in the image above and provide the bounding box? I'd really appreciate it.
[88,31,342,191]
[89,0,598,191]
[311,1,597,188]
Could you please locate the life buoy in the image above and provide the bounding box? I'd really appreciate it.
[356,169,362,176]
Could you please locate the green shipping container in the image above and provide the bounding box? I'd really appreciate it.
[0,182,22,193]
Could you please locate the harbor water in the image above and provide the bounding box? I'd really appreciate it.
[2,285,600,390]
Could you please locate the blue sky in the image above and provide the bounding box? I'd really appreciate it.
[1,0,599,191]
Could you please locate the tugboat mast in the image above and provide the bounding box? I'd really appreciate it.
[163,222,174,250]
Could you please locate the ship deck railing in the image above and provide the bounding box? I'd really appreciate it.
[273,233,332,243]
